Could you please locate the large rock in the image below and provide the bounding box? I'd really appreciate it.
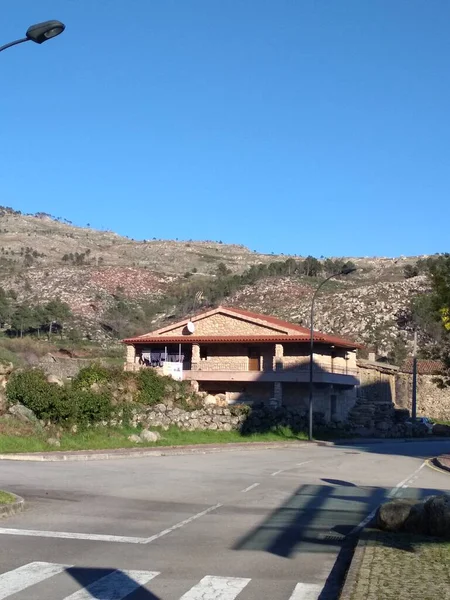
[425,495,450,537]
[140,430,161,443]
[433,423,450,437]
[8,403,40,425]
[46,437,61,448]
[0,361,13,376]
[375,498,423,532]
[204,394,217,405]
[128,434,143,444]
[376,494,450,538]
[47,374,64,387]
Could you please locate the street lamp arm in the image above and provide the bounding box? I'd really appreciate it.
[309,273,337,332]
[0,37,29,53]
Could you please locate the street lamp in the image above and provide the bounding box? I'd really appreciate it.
[308,266,357,441]
[0,20,65,54]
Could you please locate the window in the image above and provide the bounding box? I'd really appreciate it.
[200,346,208,361]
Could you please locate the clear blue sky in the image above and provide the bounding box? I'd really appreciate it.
[1,1,449,257]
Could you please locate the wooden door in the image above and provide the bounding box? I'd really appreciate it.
[248,347,260,371]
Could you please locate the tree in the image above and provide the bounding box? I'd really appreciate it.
[302,256,322,277]
[43,299,72,338]
[0,288,11,328]
[403,264,419,279]
[10,304,34,338]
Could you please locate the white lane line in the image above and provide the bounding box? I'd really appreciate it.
[0,503,222,545]
[288,582,323,600]
[179,575,251,600]
[0,527,148,544]
[271,460,312,476]
[0,561,70,600]
[144,503,222,544]
[241,483,260,493]
[388,462,426,498]
[350,461,427,535]
[63,569,159,599]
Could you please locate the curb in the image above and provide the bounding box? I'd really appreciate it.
[339,535,369,600]
[0,492,26,519]
[432,456,450,474]
[0,441,310,462]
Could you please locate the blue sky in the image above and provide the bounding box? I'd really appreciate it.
[1,1,449,257]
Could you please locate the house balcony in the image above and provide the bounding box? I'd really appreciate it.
[183,361,359,386]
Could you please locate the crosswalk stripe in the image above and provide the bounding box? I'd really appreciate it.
[62,569,160,599]
[288,582,323,600]
[0,561,70,600]
[179,576,251,600]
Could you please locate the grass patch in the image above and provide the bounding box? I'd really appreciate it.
[0,490,16,504]
[0,424,308,454]
[352,531,450,600]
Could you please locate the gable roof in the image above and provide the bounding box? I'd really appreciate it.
[123,305,362,349]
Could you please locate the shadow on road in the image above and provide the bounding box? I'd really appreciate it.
[66,567,161,599]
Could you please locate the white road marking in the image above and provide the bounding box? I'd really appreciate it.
[0,527,148,544]
[271,460,312,476]
[0,561,69,599]
[288,582,323,600]
[179,575,251,600]
[144,503,222,544]
[241,483,260,493]
[62,569,159,599]
[350,461,427,535]
[0,503,222,545]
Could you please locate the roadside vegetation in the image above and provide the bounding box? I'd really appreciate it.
[0,421,307,454]
[0,490,15,504]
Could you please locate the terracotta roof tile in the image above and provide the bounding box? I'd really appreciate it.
[401,358,444,375]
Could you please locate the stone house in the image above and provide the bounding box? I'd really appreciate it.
[123,306,362,422]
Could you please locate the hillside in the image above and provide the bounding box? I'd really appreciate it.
[0,207,434,357]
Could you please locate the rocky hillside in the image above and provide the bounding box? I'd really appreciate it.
[0,207,434,357]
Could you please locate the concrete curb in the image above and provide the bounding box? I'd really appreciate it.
[339,535,369,599]
[0,441,310,462]
[0,435,448,462]
[0,492,25,519]
[432,455,450,474]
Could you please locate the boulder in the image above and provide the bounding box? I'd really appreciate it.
[154,403,167,413]
[47,375,64,387]
[0,361,13,376]
[433,423,450,437]
[375,498,420,532]
[424,495,450,538]
[376,494,450,538]
[204,394,217,405]
[128,434,143,444]
[46,438,61,448]
[140,430,161,443]
[8,403,40,425]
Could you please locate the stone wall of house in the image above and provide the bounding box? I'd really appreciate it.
[157,313,288,336]
[396,373,450,421]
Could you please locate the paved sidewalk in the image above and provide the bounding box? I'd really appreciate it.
[340,530,450,600]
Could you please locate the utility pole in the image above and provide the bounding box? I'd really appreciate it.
[412,330,418,423]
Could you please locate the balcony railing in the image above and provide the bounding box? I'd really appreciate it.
[189,361,358,376]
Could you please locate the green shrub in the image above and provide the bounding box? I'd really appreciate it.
[137,369,166,405]
[6,369,62,421]
[72,363,112,390]
[6,368,113,426]
[72,390,112,425]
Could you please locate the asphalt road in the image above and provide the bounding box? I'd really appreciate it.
[0,440,450,600]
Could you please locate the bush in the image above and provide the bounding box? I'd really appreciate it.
[72,390,112,425]
[6,369,62,420]
[6,368,113,426]
[72,363,113,390]
[137,369,167,405]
